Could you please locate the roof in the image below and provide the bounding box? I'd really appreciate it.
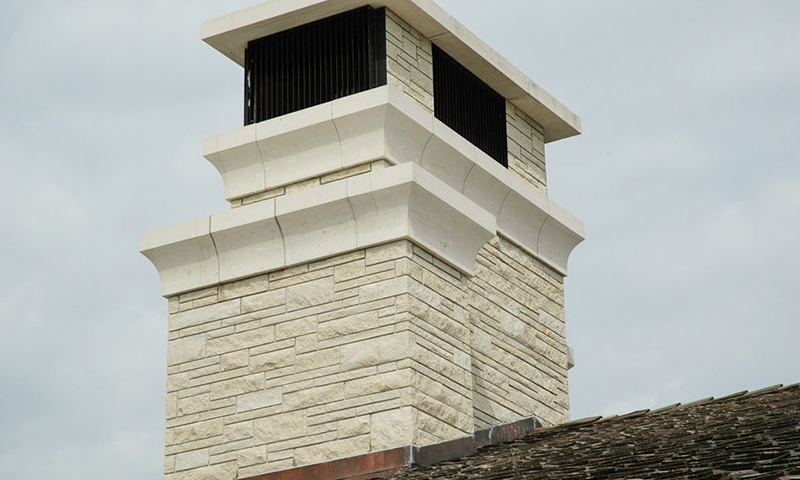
[201,0,581,143]
[383,383,800,480]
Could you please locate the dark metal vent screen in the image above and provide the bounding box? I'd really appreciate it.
[433,45,508,167]
[245,7,387,124]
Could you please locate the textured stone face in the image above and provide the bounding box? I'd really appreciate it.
[163,239,567,478]
[387,10,434,113]
[159,9,570,480]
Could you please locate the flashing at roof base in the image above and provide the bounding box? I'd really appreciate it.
[242,416,543,480]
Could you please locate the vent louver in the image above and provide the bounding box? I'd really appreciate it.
[433,45,508,167]
[245,7,387,124]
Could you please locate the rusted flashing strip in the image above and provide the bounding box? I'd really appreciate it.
[240,417,541,480]
[412,435,475,467]
[245,447,412,480]
[416,416,541,466]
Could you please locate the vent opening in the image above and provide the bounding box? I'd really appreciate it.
[433,45,508,167]
[245,7,387,124]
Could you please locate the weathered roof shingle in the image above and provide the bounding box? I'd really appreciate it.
[385,383,800,480]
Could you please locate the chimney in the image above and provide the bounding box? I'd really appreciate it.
[141,2,584,479]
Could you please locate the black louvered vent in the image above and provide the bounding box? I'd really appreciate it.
[433,45,508,167]
[245,7,387,124]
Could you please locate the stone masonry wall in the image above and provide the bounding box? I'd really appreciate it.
[229,160,391,209]
[469,237,569,428]
[163,241,476,480]
[162,235,568,479]
[506,102,548,194]
[386,9,434,113]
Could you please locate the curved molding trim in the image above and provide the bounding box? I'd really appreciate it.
[203,87,431,202]
[202,85,585,276]
[141,163,496,297]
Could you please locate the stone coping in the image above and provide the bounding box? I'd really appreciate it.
[141,162,496,297]
[201,85,585,277]
[201,0,581,143]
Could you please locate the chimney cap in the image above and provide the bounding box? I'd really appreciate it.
[201,0,582,143]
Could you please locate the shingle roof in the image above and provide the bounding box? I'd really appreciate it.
[384,383,800,480]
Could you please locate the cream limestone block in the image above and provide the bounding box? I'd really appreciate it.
[567,347,576,370]
[420,118,477,193]
[345,369,414,398]
[406,166,496,275]
[168,335,207,366]
[498,174,585,276]
[276,181,357,267]
[220,350,250,372]
[238,446,267,467]
[223,422,253,443]
[331,88,389,167]
[339,416,370,438]
[275,317,317,341]
[210,199,283,283]
[175,450,210,472]
[346,172,413,250]
[253,411,305,443]
[340,332,415,371]
[334,261,366,282]
[382,90,434,167]
[296,349,340,372]
[202,0,448,64]
[209,374,265,401]
[538,203,586,276]
[332,87,432,169]
[140,217,218,298]
[206,326,275,356]
[294,435,371,466]
[165,462,236,480]
[241,289,285,314]
[203,124,264,201]
[439,17,528,100]
[237,387,282,412]
[348,163,495,275]
[257,102,341,191]
[366,241,413,266]
[168,298,241,332]
[497,177,552,268]
[463,150,514,217]
[522,77,583,143]
[371,407,417,450]
[318,311,380,341]
[251,348,295,372]
[285,277,334,311]
[172,419,224,445]
[284,384,344,410]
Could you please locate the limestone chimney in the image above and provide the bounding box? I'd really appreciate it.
[141,1,584,479]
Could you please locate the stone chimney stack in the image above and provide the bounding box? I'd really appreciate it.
[141,1,584,479]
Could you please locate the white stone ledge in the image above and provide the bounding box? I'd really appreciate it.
[141,163,496,297]
[200,0,580,142]
[202,85,585,276]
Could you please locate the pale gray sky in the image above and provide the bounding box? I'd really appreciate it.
[1,1,798,479]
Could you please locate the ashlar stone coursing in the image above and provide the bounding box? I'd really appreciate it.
[385,9,548,193]
[163,237,568,479]
[507,102,548,194]
[386,10,434,113]
[159,9,572,480]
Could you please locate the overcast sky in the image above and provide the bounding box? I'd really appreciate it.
[1,1,798,479]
